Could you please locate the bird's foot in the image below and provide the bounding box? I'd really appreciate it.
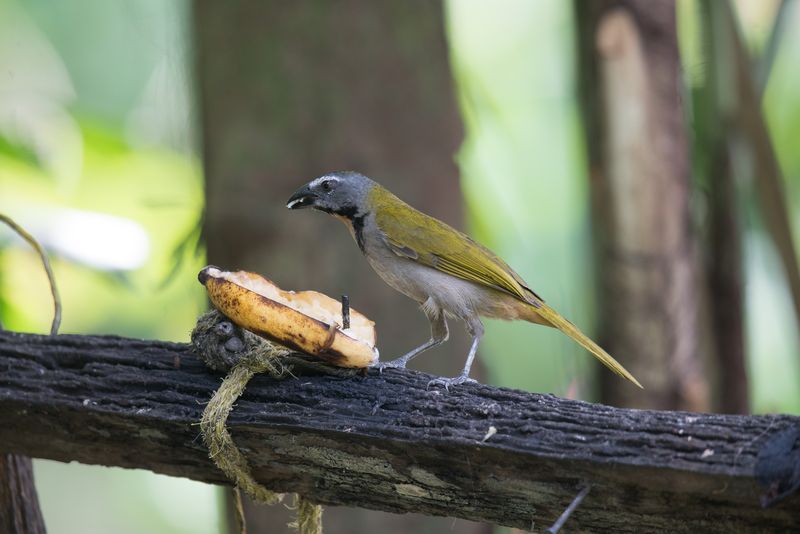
[372,358,409,374]
[427,374,477,392]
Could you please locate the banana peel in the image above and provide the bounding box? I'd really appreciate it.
[198,266,378,368]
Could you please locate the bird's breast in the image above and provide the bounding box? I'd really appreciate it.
[361,237,537,323]
[363,243,485,319]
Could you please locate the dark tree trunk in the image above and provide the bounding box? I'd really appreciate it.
[192,1,481,531]
[0,454,46,534]
[695,0,749,414]
[706,143,748,413]
[193,0,471,391]
[697,1,800,414]
[575,0,708,410]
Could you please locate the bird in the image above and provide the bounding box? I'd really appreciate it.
[287,171,642,390]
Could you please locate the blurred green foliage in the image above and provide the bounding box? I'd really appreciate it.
[449,0,800,413]
[752,7,800,409]
[0,1,219,532]
[33,461,225,534]
[1,121,205,339]
[677,0,800,413]
[1,0,799,533]
[447,0,595,398]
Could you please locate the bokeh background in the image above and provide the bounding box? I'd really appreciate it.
[1,0,798,532]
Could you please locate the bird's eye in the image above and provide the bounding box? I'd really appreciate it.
[321,180,334,192]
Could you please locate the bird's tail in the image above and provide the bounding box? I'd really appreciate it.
[532,302,643,389]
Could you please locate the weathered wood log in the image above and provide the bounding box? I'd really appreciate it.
[0,330,798,532]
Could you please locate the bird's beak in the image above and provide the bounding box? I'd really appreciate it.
[286,185,316,210]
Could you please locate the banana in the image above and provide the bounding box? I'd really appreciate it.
[198,266,379,368]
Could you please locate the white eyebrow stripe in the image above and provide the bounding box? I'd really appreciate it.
[309,175,341,188]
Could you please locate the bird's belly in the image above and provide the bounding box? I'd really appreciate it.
[366,253,432,303]
[365,251,519,320]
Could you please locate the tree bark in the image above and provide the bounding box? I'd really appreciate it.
[706,142,748,413]
[192,1,473,530]
[192,0,469,377]
[575,1,708,410]
[0,454,46,534]
[1,331,799,532]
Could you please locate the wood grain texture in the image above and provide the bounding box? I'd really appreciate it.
[0,330,798,532]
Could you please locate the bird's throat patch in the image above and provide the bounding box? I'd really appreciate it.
[350,214,367,253]
[328,205,368,254]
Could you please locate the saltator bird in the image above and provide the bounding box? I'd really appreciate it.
[287,171,642,390]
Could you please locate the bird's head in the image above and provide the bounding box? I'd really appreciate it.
[286,171,374,218]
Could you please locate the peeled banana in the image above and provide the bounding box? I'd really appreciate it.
[199,266,379,368]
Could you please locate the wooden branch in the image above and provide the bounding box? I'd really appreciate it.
[1,331,798,531]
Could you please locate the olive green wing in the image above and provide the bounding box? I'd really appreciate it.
[374,205,541,306]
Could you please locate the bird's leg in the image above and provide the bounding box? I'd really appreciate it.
[428,317,484,391]
[373,311,448,372]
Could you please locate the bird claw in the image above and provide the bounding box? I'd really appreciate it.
[427,375,477,391]
[372,360,407,374]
